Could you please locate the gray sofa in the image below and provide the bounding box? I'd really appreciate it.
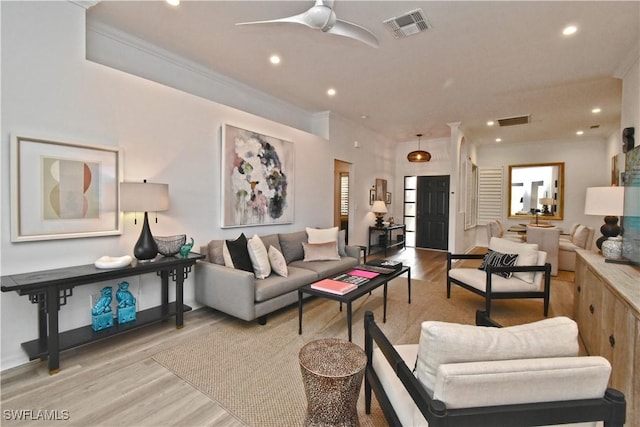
[195,230,360,324]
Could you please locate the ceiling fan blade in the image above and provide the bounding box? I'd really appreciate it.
[327,19,379,48]
[236,11,311,28]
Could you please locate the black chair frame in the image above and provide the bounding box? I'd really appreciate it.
[363,310,626,427]
[446,252,552,317]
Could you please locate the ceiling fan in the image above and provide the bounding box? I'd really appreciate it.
[236,0,379,48]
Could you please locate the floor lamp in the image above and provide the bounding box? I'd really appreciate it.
[584,186,624,250]
[120,181,169,262]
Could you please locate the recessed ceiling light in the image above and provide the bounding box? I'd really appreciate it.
[327,88,336,97]
[166,0,180,6]
[487,121,495,126]
[495,138,502,142]
[592,107,601,114]
[361,114,368,119]
[563,25,577,36]
[576,130,584,135]
[269,55,281,65]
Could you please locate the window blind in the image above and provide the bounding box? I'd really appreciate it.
[477,168,503,225]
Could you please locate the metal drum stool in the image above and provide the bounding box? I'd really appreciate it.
[299,338,367,426]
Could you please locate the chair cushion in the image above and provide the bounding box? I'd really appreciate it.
[489,237,540,283]
[414,316,579,395]
[478,249,519,278]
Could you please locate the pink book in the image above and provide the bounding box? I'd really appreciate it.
[311,279,358,295]
[348,269,380,279]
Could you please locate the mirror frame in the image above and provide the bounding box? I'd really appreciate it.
[507,162,564,221]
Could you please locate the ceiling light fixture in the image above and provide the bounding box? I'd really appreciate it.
[592,107,601,114]
[576,130,584,135]
[563,25,577,36]
[496,138,502,142]
[166,0,180,6]
[269,55,281,65]
[407,133,431,162]
[487,120,495,126]
[327,88,336,97]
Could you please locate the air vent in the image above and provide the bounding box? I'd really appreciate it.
[383,8,431,39]
[590,124,600,129]
[497,115,530,127]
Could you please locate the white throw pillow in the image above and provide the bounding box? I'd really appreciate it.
[306,226,339,244]
[247,234,271,279]
[489,237,539,283]
[268,245,288,277]
[414,316,579,395]
[222,242,234,268]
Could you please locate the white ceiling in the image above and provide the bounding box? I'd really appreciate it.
[86,1,639,145]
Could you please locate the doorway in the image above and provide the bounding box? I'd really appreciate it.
[334,160,351,243]
[415,175,450,250]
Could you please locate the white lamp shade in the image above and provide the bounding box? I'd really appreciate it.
[120,182,169,212]
[371,200,388,214]
[539,197,555,205]
[584,186,624,216]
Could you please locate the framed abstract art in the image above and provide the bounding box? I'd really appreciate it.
[11,134,122,242]
[221,124,294,227]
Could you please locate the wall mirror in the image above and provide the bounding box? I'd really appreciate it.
[508,162,564,220]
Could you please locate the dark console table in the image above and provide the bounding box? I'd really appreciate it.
[368,224,406,256]
[1,253,204,374]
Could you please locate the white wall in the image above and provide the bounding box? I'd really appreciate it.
[0,2,393,370]
[476,137,610,242]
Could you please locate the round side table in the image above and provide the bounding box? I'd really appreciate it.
[299,338,367,427]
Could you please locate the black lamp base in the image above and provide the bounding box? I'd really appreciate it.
[375,215,385,228]
[596,215,621,250]
[133,212,158,262]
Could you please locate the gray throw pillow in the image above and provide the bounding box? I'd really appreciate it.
[278,231,308,264]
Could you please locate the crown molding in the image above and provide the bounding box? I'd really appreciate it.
[69,1,101,10]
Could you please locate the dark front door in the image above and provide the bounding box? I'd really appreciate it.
[415,175,450,250]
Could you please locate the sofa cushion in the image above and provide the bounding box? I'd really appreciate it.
[338,229,347,257]
[223,233,253,272]
[268,245,288,277]
[478,249,519,278]
[489,237,539,283]
[302,241,340,261]
[572,225,590,248]
[279,231,308,264]
[414,316,579,395]
[261,233,282,254]
[247,234,271,279]
[290,256,359,278]
[207,239,225,265]
[254,266,318,302]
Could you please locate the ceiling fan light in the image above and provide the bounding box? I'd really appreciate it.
[407,150,431,162]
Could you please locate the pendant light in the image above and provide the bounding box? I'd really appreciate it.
[407,133,431,162]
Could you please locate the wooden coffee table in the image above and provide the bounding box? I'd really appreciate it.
[298,266,411,341]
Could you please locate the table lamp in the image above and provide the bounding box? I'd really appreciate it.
[584,186,624,250]
[539,197,555,215]
[371,200,388,228]
[120,180,169,262]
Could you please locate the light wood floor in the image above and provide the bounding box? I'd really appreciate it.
[0,248,576,426]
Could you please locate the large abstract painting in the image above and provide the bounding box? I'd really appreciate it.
[11,134,121,242]
[221,124,294,227]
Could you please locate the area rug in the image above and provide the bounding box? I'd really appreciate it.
[152,276,569,426]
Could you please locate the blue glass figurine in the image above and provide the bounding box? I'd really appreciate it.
[116,281,136,324]
[179,237,194,258]
[91,286,114,331]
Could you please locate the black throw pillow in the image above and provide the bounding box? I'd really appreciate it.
[478,249,519,278]
[226,233,253,273]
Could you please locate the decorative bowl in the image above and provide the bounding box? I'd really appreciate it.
[154,234,186,256]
